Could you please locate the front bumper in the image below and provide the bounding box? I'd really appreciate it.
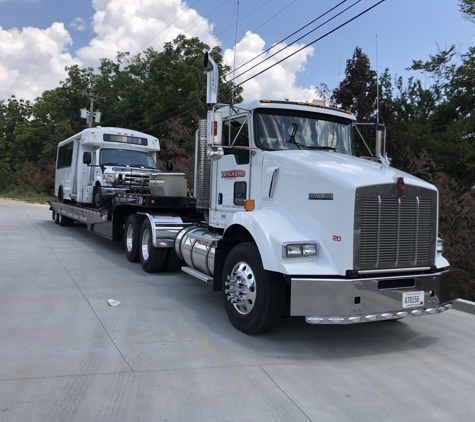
[290,269,455,324]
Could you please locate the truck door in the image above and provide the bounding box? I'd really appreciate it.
[213,114,251,218]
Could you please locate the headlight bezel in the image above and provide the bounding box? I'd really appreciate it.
[282,242,318,259]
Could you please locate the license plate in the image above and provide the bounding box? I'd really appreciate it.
[402,291,425,308]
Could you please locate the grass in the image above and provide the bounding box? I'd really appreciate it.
[0,188,56,204]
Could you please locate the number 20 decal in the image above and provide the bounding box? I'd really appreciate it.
[332,235,342,242]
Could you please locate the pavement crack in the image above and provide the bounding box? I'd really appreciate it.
[259,365,312,422]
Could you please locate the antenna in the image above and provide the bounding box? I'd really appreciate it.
[375,34,380,126]
[231,0,240,106]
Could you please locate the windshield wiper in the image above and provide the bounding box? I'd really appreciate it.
[127,164,156,169]
[102,162,124,166]
[304,146,337,151]
[287,123,305,149]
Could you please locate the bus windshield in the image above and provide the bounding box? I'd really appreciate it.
[99,149,158,169]
[255,108,354,155]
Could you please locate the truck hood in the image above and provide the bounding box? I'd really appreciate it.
[264,150,435,191]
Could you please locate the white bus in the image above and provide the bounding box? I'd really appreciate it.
[55,127,160,207]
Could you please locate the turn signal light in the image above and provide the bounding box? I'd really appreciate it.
[244,199,255,210]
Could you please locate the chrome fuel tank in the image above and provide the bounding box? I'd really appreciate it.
[175,227,221,276]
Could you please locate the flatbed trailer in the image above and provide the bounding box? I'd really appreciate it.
[49,192,204,272]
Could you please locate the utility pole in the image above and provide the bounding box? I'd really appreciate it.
[79,92,106,128]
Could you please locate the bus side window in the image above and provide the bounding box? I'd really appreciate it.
[222,116,250,165]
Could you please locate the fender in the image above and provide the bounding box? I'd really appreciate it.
[225,207,343,276]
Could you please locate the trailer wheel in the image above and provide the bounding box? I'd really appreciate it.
[163,248,184,272]
[93,186,106,208]
[124,214,145,262]
[140,219,166,273]
[58,213,68,226]
[222,242,285,334]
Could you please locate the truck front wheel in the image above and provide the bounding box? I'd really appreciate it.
[124,214,145,262]
[139,219,167,273]
[222,242,285,334]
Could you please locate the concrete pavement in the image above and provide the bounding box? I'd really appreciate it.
[1,199,474,422]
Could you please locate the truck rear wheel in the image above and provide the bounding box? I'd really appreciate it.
[222,242,285,334]
[140,219,166,273]
[124,214,145,262]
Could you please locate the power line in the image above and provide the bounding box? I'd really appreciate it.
[224,0,347,79]
[227,0,362,84]
[233,1,386,90]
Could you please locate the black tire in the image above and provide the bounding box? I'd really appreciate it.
[222,242,285,334]
[139,219,167,273]
[92,185,106,208]
[58,213,68,226]
[58,186,64,202]
[163,248,184,272]
[124,214,145,262]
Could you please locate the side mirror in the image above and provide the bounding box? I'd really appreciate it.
[83,152,92,165]
[207,110,222,147]
[376,130,386,158]
[166,160,173,172]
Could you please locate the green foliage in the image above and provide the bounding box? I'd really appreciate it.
[0,34,242,195]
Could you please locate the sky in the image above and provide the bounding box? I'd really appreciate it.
[0,0,473,105]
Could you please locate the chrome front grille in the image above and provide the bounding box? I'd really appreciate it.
[354,185,437,270]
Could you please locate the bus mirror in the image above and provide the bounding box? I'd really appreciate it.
[166,160,173,172]
[83,152,92,165]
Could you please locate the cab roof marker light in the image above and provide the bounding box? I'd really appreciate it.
[261,99,271,103]
[318,104,326,108]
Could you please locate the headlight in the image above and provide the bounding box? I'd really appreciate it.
[103,173,117,184]
[283,242,317,258]
[437,237,444,255]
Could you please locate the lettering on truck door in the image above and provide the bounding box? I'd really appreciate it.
[214,115,251,218]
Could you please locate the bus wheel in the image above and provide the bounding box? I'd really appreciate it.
[124,214,145,262]
[140,219,166,273]
[58,186,64,202]
[93,186,105,208]
[222,242,285,334]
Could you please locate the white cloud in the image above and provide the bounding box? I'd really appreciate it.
[223,31,315,103]
[70,17,86,32]
[0,1,314,104]
[0,23,81,101]
[76,0,219,66]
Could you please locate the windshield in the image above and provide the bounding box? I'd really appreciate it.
[255,109,354,155]
[99,149,158,169]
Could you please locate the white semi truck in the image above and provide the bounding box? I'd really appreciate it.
[49,52,455,334]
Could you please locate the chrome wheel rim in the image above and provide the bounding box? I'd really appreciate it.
[141,228,150,260]
[126,224,134,252]
[225,261,256,315]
